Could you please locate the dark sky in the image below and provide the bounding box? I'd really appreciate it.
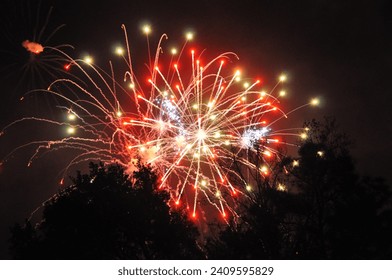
[0,0,391,258]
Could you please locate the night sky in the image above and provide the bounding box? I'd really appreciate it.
[0,0,391,259]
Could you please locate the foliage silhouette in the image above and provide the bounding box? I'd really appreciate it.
[288,118,392,259]
[10,163,203,259]
[208,117,392,259]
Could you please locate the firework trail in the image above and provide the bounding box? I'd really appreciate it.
[1,24,319,220]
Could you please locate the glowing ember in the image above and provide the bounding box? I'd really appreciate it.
[22,40,44,54]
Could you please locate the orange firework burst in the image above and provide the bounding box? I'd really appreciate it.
[1,24,320,220]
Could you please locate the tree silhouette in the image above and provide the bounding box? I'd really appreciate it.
[207,189,287,259]
[288,118,392,259]
[288,118,358,258]
[10,163,204,259]
[208,139,292,259]
[208,117,392,259]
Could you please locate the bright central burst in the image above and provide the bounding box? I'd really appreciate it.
[127,46,284,219]
[1,24,319,220]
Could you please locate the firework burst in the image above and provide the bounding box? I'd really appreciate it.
[0,1,73,94]
[1,24,319,220]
